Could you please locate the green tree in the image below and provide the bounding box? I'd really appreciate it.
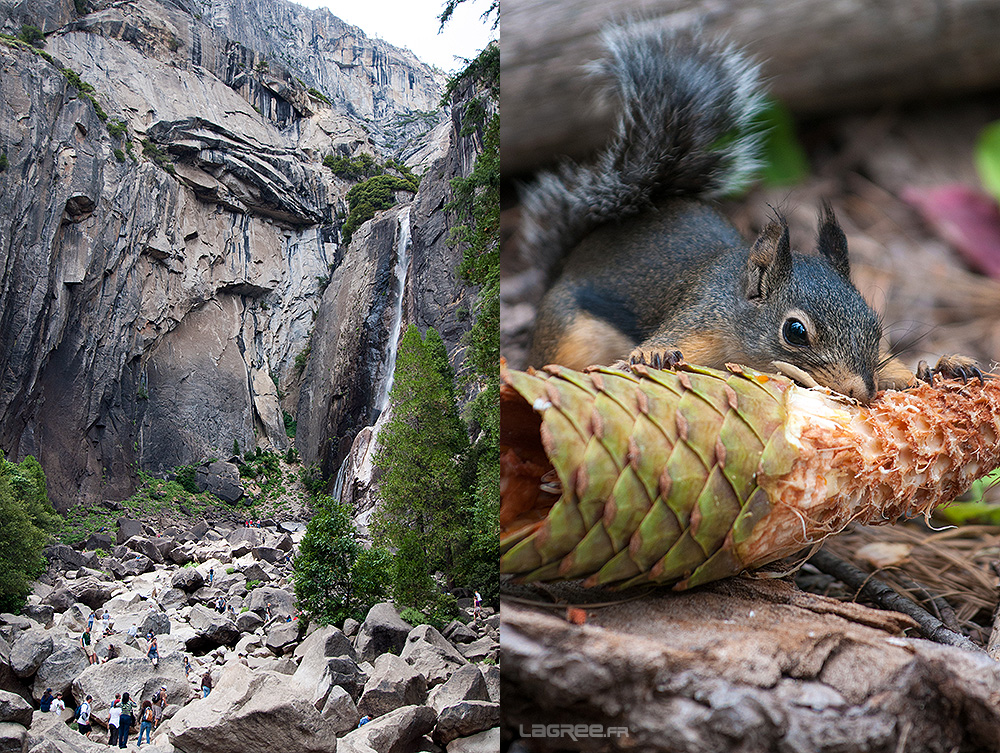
[0,453,59,613]
[293,495,390,625]
[374,325,469,609]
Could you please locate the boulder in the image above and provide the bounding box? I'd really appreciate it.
[458,637,497,663]
[32,645,89,700]
[427,665,491,714]
[443,620,478,644]
[321,685,358,734]
[44,544,87,570]
[186,605,240,651]
[56,603,90,632]
[240,563,269,584]
[124,536,164,564]
[482,665,499,703]
[356,653,427,719]
[278,521,305,534]
[400,625,467,686]
[21,604,54,629]
[158,588,189,611]
[0,690,33,727]
[82,533,114,552]
[251,546,284,564]
[167,546,194,566]
[171,568,205,593]
[195,461,244,503]
[338,704,437,753]
[108,553,154,579]
[140,610,172,636]
[186,520,210,541]
[0,722,27,753]
[433,701,500,745]
[355,603,412,663]
[447,727,501,753]
[9,629,53,678]
[65,577,114,610]
[116,518,144,545]
[343,618,360,639]
[294,625,356,663]
[72,655,188,721]
[274,534,294,552]
[164,662,345,753]
[234,611,264,634]
[265,621,300,654]
[246,586,294,620]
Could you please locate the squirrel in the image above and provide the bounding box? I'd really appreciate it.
[521,24,980,402]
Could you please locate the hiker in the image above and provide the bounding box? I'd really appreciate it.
[51,692,65,716]
[215,596,226,614]
[105,643,120,663]
[265,602,273,622]
[208,567,214,586]
[183,656,192,678]
[81,627,96,665]
[153,685,167,728]
[201,671,212,698]
[107,694,121,745]
[473,590,482,619]
[118,692,135,748]
[102,610,111,634]
[39,688,53,713]
[358,715,370,727]
[137,700,154,747]
[76,694,93,739]
[147,635,159,667]
[87,611,95,632]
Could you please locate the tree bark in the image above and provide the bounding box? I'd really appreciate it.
[501,0,1000,177]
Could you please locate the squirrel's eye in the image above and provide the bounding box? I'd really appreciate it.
[782,318,809,347]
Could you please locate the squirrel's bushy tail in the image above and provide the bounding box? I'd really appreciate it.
[521,24,767,277]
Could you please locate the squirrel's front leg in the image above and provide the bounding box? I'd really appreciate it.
[610,346,685,372]
[877,352,984,391]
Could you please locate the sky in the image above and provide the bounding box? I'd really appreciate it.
[291,0,495,73]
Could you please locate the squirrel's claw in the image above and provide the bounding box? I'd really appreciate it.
[628,347,684,371]
[917,355,984,386]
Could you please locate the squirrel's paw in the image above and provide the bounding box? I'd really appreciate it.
[916,355,984,386]
[627,347,684,371]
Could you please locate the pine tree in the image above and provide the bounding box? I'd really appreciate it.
[374,325,468,608]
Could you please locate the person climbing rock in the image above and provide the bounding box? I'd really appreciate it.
[81,627,96,665]
[76,694,93,739]
[107,694,121,745]
[201,671,212,698]
[118,692,135,748]
[137,700,154,747]
[147,635,159,667]
[51,692,65,716]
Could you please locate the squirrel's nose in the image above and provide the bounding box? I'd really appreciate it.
[838,375,874,404]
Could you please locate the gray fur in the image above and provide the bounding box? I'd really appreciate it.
[520,24,767,283]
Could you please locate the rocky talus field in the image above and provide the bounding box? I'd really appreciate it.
[0,518,499,752]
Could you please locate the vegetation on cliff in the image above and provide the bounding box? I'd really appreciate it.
[0,452,60,612]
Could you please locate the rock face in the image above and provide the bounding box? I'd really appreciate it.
[0,0,451,511]
[354,603,413,664]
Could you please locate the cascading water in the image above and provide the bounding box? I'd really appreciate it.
[375,207,411,415]
[332,207,411,504]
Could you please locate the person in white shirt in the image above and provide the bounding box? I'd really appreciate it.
[77,695,93,739]
[51,692,65,716]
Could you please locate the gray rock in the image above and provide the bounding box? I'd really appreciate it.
[246,586,294,619]
[482,665,499,703]
[124,535,164,564]
[82,533,114,552]
[171,567,205,593]
[72,655,188,722]
[447,727,501,753]
[116,518,144,545]
[433,701,500,745]
[195,461,244,503]
[108,553,154,579]
[186,604,240,650]
[278,521,305,534]
[31,644,89,700]
[167,546,194,566]
[21,604,54,629]
[292,627,361,707]
[427,665,491,714]
[240,563,269,584]
[294,624,356,663]
[338,704,437,753]
[0,690,33,727]
[343,618,360,638]
[0,722,27,753]
[458,637,497,663]
[443,620,478,644]
[401,624,468,686]
[140,610,172,636]
[274,533,294,552]
[187,520,210,541]
[235,610,264,634]
[355,602,412,663]
[64,576,114,609]
[158,588,189,611]
[252,545,285,564]
[9,629,54,678]
[43,544,85,569]
[265,621,301,653]
[356,653,427,719]
[163,661,345,753]
[321,685,358,734]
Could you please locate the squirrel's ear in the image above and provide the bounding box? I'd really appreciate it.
[745,220,791,300]
[817,202,851,279]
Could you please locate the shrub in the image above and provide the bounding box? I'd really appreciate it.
[283,411,296,438]
[284,446,299,464]
[246,579,262,590]
[74,0,87,14]
[173,465,199,495]
[113,148,125,162]
[107,119,127,140]
[0,152,7,172]
[18,25,44,48]
[294,345,311,375]
[342,174,417,244]
[142,138,175,173]
[307,87,331,105]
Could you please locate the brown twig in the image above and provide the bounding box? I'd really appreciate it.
[809,549,984,654]
[894,572,962,634]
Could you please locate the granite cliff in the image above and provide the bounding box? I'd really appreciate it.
[0,0,479,511]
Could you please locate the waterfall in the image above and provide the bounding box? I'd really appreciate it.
[375,207,411,415]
